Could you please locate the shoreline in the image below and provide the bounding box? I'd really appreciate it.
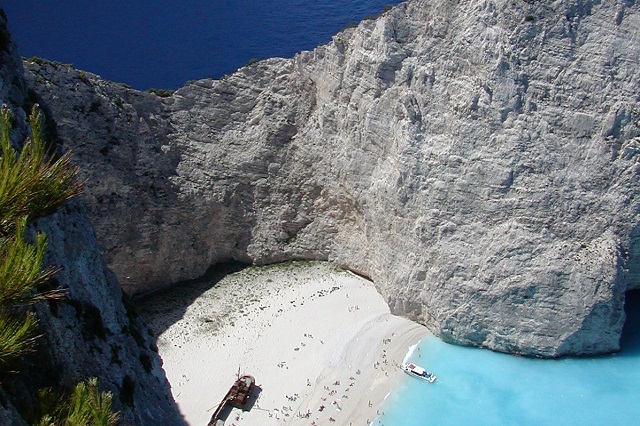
[138,262,430,425]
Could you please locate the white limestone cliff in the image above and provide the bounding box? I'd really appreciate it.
[24,0,640,357]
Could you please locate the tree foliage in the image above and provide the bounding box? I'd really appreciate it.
[0,104,76,368]
[36,378,118,426]
[0,105,81,236]
[0,104,117,424]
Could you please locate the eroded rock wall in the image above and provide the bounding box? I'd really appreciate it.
[0,12,183,425]
[24,0,640,357]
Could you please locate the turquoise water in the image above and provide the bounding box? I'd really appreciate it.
[376,292,640,426]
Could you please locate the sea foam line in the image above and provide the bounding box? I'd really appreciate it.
[403,342,418,365]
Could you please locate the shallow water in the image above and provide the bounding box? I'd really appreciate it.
[375,291,640,426]
[4,0,402,90]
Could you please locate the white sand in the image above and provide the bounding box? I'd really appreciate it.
[140,262,429,425]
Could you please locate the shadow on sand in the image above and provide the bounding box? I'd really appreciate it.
[133,261,248,336]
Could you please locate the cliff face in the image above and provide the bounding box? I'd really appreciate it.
[24,0,640,357]
[0,13,183,425]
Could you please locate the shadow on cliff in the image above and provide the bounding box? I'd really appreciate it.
[133,261,248,337]
[617,221,640,356]
[620,289,640,355]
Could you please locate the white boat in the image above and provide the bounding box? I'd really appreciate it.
[402,362,436,383]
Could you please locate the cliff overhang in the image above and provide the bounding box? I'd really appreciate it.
[20,0,640,358]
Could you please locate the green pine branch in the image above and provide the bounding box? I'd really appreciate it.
[0,217,60,308]
[0,104,118,423]
[0,105,82,236]
[37,378,118,426]
[0,311,39,367]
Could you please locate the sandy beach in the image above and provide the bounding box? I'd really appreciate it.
[139,262,429,425]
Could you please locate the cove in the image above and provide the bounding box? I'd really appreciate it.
[375,291,640,425]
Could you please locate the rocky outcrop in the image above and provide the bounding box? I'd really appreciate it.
[0,12,183,425]
[28,203,184,424]
[24,0,640,357]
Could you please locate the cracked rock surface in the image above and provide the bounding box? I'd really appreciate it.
[24,0,640,357]
[0,12,183,425]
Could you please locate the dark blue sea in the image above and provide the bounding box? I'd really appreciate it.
[3,0,402,90]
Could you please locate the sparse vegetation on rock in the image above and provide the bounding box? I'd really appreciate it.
[145,88,174,97]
